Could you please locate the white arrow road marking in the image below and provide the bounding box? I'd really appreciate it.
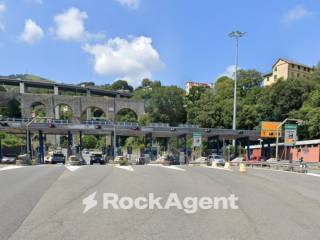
[115,165,134,172]
[148,164,186,172]
[307,173,320,177]
[0,166,25,172]
[65,165,83,172]
[162,165,186,172]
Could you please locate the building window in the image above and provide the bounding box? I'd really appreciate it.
[275,67,277,71]
[304,67,307,71]
[274,75,277,80]
[298,66,301,70]
[267,77,269,81]
[291,64,295,68]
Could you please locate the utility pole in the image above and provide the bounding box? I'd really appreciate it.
[229,31,246,146]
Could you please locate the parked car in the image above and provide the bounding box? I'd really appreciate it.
[90,152,105,165]
[208,154,225,166]
[1,155,16,164]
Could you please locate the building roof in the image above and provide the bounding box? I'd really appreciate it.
[272,58,313,69]
[263,72,272,77]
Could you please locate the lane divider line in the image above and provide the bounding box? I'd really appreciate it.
[148,164,186,172]
[115,165,134,172]
[0,166,25,172]
[65,165,83,172]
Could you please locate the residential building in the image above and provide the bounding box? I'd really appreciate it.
[263,58,313,86]
[186,82,212,94]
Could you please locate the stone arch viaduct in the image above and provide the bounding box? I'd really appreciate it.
[0,78,145,123]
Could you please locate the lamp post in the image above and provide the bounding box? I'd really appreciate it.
[229,31,246,145]
[275,118,304,161]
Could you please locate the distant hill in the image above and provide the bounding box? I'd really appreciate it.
[0,74,56,84]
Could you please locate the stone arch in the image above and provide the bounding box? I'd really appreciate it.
[115,99,145,120]
[0,98,21,118]
[54,103,74,122]
[31,101,47,118]
[115,108,138,122]
[81,106,107,121]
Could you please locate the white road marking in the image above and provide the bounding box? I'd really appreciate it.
[307,173,320,177]
[0,166,25,171]
[65,165,83,172]
[148,164,186,172]
[163,165,186,172]
[200,165,233,172]
[115,165,134,172]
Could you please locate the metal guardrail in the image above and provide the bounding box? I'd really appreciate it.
[178,124,199,128]
[116,122,139,127]
[230,160,320,170]
[148,123,170,127]
[83,120,113,125]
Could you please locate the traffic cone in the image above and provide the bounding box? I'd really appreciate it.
[224,162,231,170]
[212,162,218,168]
[239,163,247,173]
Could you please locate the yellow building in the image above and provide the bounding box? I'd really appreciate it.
[263,58,313,86]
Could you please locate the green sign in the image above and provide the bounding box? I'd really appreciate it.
[284,124,298,146]
[192,132,202,147]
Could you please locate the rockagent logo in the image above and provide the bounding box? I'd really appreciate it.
[82,192,239,214]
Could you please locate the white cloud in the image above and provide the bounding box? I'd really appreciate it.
[218,65,238,79]
[20,19,44,43]
[115,0,140,9]
[0,2,5,12]
[83,36,164,86]
[52,7,105,41]
[283,5,312,23]
[0,2,6,30]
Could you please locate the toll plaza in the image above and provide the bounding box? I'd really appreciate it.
[0,118,260,164]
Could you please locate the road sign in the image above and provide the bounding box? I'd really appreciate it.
[261,121,282,138]
[192,132,202,147]
[284,124,297,146]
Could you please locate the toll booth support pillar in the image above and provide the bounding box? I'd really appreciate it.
[164,137,170,152]
[261,140,265,160]
[38,130,44,164]
[145,133,153,160]
[79,131,83,151]
[0,136,3,160]
[181,134,187,164]
[246,137,251,161]
[235,139,238,157]
[111,131,115,158]
[214,136,220,155]
[67,131,73,158]
[26,130,32,156]
[267,141,271,159]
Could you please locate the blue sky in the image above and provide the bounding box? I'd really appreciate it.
[0,0,319,88]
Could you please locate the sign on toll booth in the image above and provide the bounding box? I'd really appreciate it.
[284,124,298,146]
[192,132,202,147]
[261,121,282,138]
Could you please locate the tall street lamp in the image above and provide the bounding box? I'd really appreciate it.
[229,31,246,145]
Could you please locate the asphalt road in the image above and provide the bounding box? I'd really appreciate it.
[0,165,319,240]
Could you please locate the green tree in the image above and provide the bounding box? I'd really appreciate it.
[111,80,134,92]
